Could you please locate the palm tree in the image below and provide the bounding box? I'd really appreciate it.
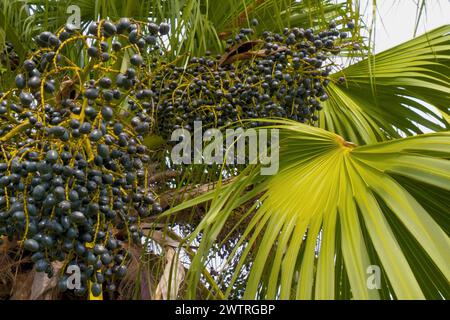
[0,0,448,300]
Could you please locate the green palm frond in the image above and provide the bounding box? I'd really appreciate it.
[323,25,450,145]
[0,0,357,60]
[171,121,450,299]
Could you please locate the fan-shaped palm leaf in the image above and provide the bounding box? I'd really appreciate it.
[170,121,449,299]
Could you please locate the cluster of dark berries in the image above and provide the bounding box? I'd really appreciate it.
[145,20,357,137]
[0,19,167,297]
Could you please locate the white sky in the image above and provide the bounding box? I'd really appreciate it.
[361,0,450,53]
